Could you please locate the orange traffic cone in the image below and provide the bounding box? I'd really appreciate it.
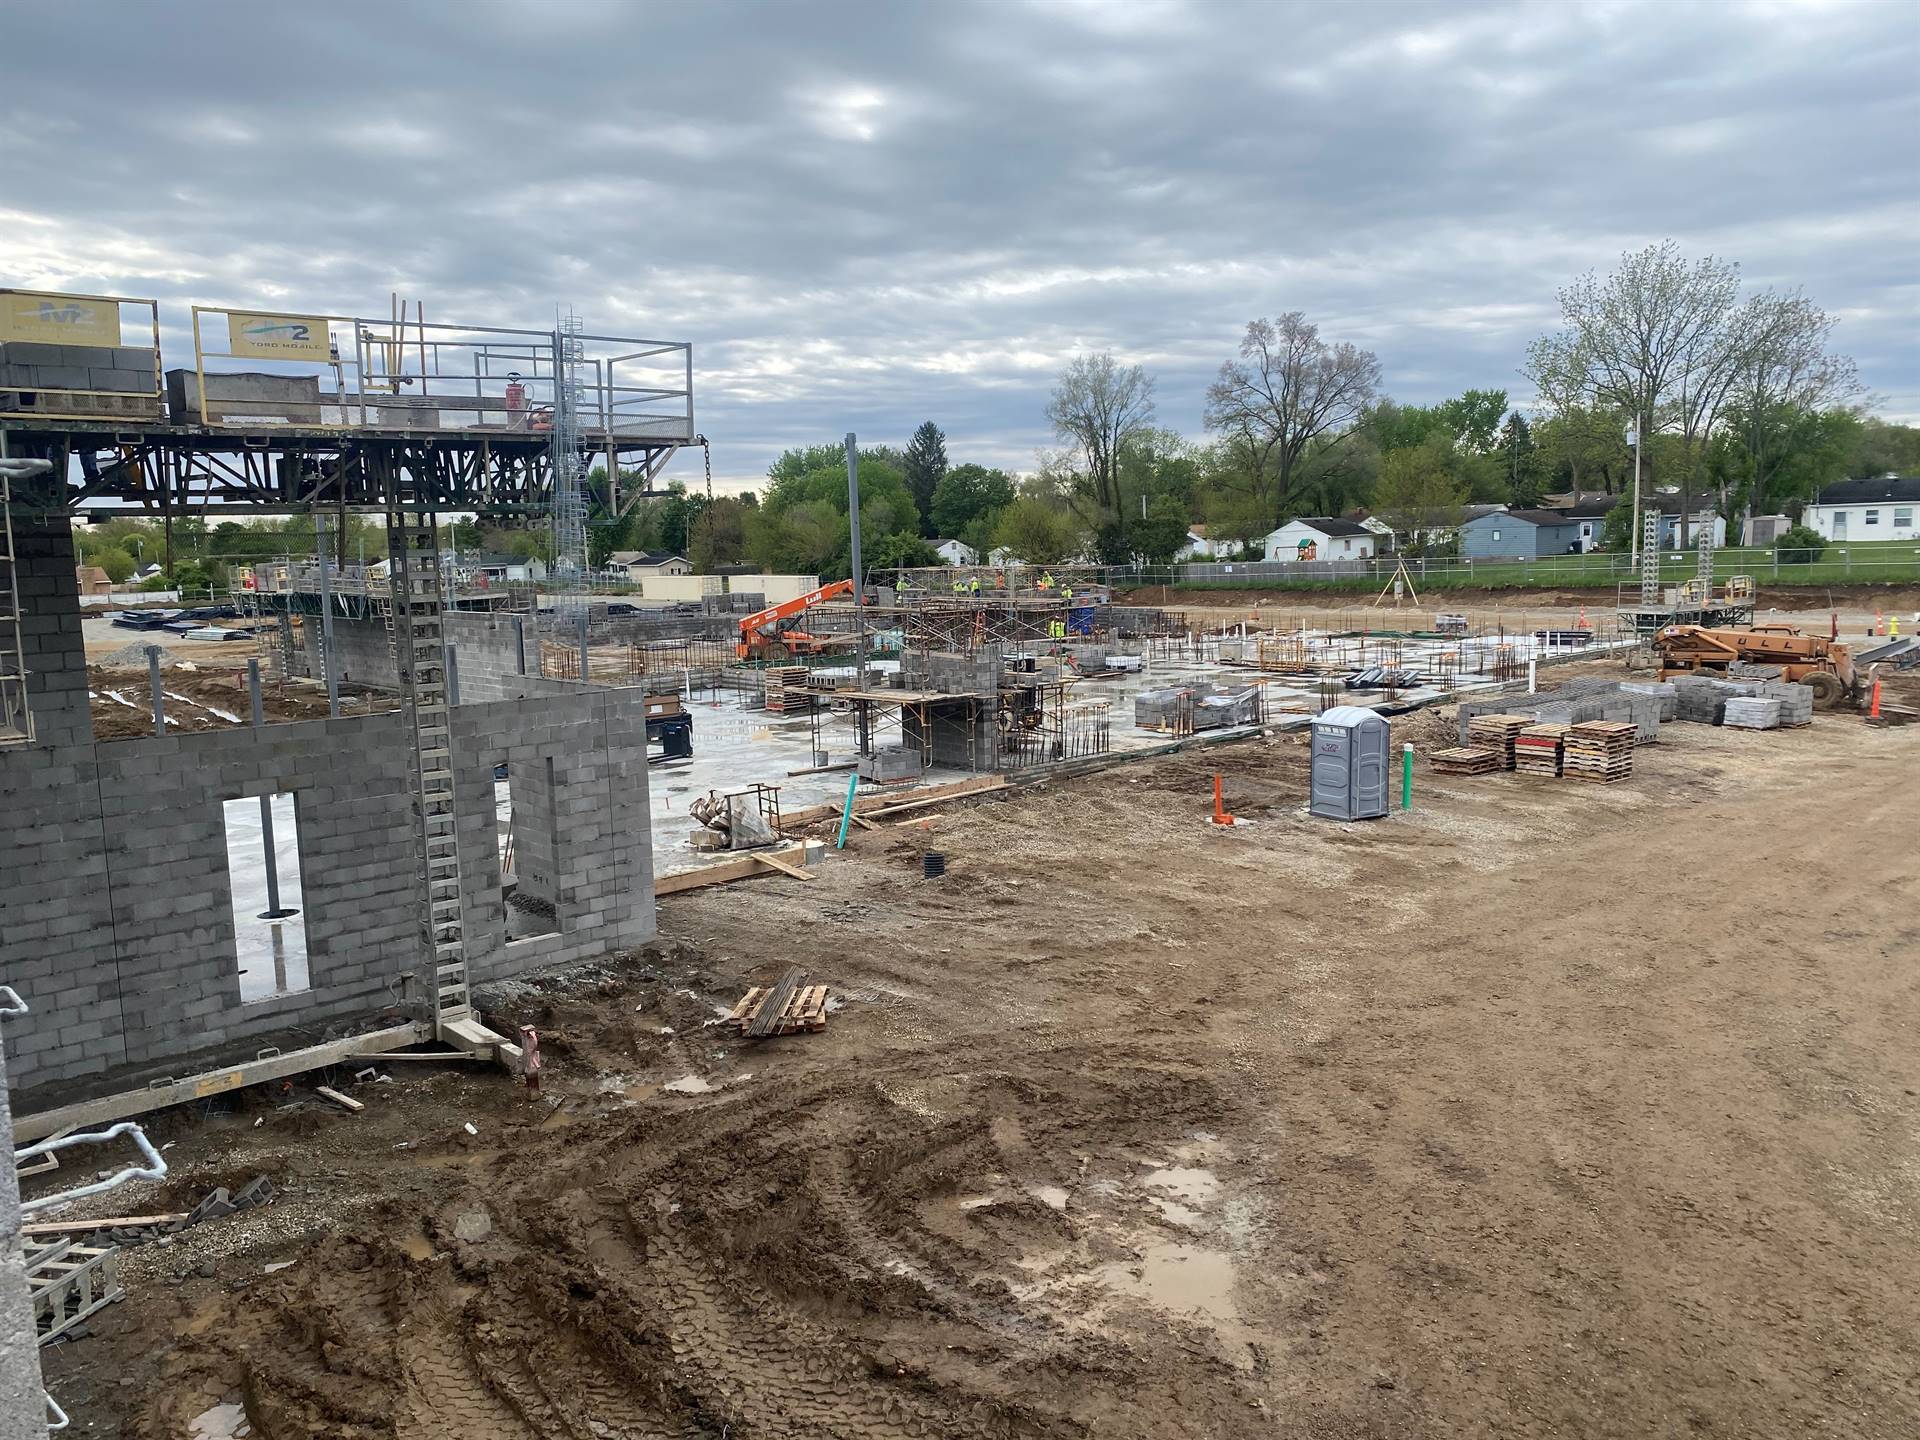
[1873,609,1885,635]
[1576,604,1590,630]
[1869,678,1882,720]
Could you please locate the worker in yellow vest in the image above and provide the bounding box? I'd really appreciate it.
[969,576,981,596]
[1038,571,1054,591]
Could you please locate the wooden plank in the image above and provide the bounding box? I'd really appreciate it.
[751,850,816,881]
[315,1085,365,1113]
[22,1214,189,1238]
[778,776,1008,830]
[656,844,817,896]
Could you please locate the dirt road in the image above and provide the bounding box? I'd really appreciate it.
[38,709,1919,1437]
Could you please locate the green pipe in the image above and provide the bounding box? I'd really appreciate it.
[1401,743,1413,810]
[835,772,859,849]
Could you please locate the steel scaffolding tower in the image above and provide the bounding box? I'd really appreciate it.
[0,474,29,745]
[1639,508,1662,605]
[550,311,589,616]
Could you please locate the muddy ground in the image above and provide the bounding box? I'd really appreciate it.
[32,701,1920,1438]
[1118,583,1920,616]
[88,665,389,740]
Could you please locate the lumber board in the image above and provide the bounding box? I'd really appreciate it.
[751,850,816,881]
[315,1085,364,1113]
[778,775,1008,830]
[656,844,818,896]
[22,1213,188,1237]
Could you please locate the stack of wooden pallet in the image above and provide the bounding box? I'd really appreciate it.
[763,667,813,713]
[1563,720,1636,783]
[1465,713,1530,770]
[1514,722,1568,776]
[726,970,830,1037]
[1429,746,1503,775]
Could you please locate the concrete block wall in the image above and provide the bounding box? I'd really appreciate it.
[1,690,657,1111]
[11,515,93,747]
[300,612,399,690]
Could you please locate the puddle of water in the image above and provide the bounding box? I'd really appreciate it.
[1142,1164,1219,1207]
[1097,1241,1252,1368]
[190,1400,253,1438]
[662,1074,714,1095]
[1029,1184,1069,1211]
[956,1194,996,1211]
[1150,1196,1205,1228]
[397,1227,435,1262]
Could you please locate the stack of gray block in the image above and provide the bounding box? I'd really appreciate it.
[1,341,158,410]
[857,745,924,782]
[1760,680,1814,726]
[1194,684,1261,730]
[1671,675,1763,725]
[1723,697,1783,730]
[900,647,1001,696]
[1135,687,1190,728]
[1618,681,1679,721]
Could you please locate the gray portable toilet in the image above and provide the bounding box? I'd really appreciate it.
[1310,706,1391,820]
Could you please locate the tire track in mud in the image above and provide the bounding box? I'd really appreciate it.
[137,1043,1256,1438]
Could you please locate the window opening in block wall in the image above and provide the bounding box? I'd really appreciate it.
[498,758,561,942]
[223,792,311,1001]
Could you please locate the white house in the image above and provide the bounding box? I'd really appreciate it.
[933,539,978,566]
[1263,517,1376,563]
[1803,476,1920,542]
[608,550,693,580]
[1178,525,1236,560]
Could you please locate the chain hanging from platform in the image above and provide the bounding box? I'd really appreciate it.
[550,310,590,618]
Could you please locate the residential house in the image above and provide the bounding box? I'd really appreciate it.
[454,551,547,586]
[1802,476,1920,542]
[933,539,978,566]
[608,550,693,581]
[1179,524,1236,560]
[1458,509,1586,558]
[1262,518,1376,562]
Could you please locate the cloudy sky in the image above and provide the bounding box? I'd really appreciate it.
[3,0,1914,492]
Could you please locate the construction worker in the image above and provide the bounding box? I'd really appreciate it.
[952,578,966,594]
[969,575,981,596]
[1039,570,1054,591]
[1049,619,1066,639]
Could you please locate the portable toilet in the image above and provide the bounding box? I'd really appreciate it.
[1310,706,1391,820]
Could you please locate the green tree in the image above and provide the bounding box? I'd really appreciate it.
[690,495,752,570]
[866,531,941,572]
[902,421,948,533]
[1774,524,1825,563]
[1371,437,1466,554]
[1047,352,1156,533]
[1498,411,1544,505]
[991,497,1084,565]
[1845,418,1920,479]
[1435,389,1509,453]
[929,462,1015,539]
[94,546,135,583]
[1133,495,1192,564]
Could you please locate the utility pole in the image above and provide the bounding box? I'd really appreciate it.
[846,432,866,690]
[1629,407,1643,567]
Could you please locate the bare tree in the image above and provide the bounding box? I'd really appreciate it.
[1044,352,1155,526]
[1551,242,1741,542]
[1203,313,1381,530]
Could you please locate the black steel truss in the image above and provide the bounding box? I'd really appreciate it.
[0,418,691,518]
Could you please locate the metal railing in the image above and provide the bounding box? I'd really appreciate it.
[0,289,164,423]
[186,305,692,441]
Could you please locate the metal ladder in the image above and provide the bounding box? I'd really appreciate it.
[386,504,471,1025]
[0,473,31,744]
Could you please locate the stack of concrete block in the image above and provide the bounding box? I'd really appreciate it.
[1,341,160,416]
[1135,687,1190,730]
[165,369,324,425]
[857,746,924,783]
[1671,675,1762,725]
[1723,696,1783,730]
[1619,681,1679,721]
[1759,680,1814,727]
[1194,684,1260,730]
[901,648,1001,696]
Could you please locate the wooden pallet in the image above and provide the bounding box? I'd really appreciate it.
[1430,746,1502,775]
[764,667,814,713]
[725,982,829,1036]
[1563,721,1635,783]
[1514,723,1566,776]
[1466,714,1530,769]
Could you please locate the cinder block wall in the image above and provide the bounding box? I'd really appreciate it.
[0,691,657,1112]
[13,515,93,747]
[299,612,401,689]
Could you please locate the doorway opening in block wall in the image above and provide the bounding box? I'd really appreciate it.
[222,792,312,1001]
[497,758,561,941]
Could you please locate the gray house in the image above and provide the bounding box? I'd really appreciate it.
[1458,509,1584,559]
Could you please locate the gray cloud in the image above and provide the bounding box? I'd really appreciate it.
[2,0,1913,492]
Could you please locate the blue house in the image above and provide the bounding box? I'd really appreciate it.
[1458,509,1585,559]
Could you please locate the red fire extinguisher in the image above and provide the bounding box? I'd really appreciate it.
[505,372,527,426]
